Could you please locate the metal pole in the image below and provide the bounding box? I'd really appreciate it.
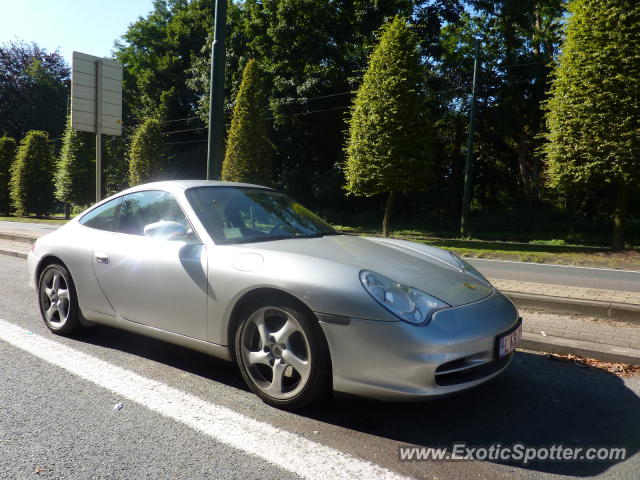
[460,39,480,237]
[95,60,103,202]
[206,0,228,180]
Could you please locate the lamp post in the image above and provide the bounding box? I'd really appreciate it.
[206,0,228,180]
[460,38,480,237]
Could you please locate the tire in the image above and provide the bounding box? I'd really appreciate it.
[38,263,82,335]
[235,297,331,409]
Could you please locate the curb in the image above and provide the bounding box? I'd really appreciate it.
[520,332,640,365]
[0,232,39,244]
[506,291,640,325]
[0,248,27,259]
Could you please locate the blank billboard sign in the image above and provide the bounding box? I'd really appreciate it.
[71,51,123,136]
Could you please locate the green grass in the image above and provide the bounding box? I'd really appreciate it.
[334,225,640,270]
[0,216,69,225]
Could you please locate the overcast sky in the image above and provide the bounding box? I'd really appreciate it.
[0,0,155,65]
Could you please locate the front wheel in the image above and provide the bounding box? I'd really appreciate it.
[235,299,331,409]
[38,263,82,335]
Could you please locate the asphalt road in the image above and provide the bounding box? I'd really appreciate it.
[468,258,640,293]
[1,254,639,479]
[0,220,60,233]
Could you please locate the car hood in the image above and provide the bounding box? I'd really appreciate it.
[248,235,493,307]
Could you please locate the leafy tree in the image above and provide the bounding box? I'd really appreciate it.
[104,135,130,195]
[0,136,17,215]
[0,41,69,140]
[543,0,640,250]
[222,60,272,185]
[188,0,463,207]
[344,17,433,236]
[10,131,55,216]
[128,117,168,186]
[55,116,95,207]
[114,0,214,122]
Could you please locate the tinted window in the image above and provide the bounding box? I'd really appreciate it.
[185,187,336,244]
[79,197,122,231]
[117,190,189,236]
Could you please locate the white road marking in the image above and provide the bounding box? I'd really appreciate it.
[0,318,410,480]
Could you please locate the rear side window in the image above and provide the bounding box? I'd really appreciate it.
[79,197,122,231]
[117,190,189,236]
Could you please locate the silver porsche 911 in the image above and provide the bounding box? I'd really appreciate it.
[28,180,521,408]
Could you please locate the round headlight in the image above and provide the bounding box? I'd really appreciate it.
[360,270,450,325]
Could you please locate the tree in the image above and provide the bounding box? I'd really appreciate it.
[54,116,95,207]
[188,0,463,207]
[222,60,272,185]
[128,117,168,186]
[0,41,69,140]
[114,0,215,122]
[104,135,130,195]
[10,131,55,216]
[344,17,433,236]
[0,136,17,215]
[543,0,640,250]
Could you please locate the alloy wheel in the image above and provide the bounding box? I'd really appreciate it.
[239,306,312,400]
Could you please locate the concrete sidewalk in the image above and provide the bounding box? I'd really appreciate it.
[520,310,640,365]
[0,227,639,365]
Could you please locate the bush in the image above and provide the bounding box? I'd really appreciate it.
[128,117,167,186]
[10,130,55,216]
[222,59,272,186]
[55,116,95,206]
[0,136,17,214]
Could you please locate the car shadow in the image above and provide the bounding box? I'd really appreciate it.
[70,326,639,477]
[303,351,640,477]
[73,325,249,392]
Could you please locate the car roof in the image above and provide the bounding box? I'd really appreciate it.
[117,180,273,196]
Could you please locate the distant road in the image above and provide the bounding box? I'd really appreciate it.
[469,258,640,293]
[0,220,61,234]
[2,221,638,292]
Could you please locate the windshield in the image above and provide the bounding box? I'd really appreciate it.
[185,186,337,244]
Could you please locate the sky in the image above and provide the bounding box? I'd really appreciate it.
[0,0,155,66]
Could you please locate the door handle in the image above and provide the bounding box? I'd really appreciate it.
[95,252,110,264]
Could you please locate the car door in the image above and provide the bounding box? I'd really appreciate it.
[91,190,208,340]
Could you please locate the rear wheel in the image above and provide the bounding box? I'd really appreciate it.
[38,264,82,335]
[235,298,331,409]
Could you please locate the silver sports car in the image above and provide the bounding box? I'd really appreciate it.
[28,180,521,408]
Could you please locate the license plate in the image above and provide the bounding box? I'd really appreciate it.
[497,322,522,358]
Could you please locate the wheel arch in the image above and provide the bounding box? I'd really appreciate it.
[226,287,322,361]
[35,255,70,284]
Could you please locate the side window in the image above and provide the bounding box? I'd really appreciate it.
[79,197,122,231]
[117,190,189,236]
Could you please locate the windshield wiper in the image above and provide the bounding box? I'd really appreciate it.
[233,234,295,244]
[291,231,341,239]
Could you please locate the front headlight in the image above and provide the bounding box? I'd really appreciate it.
[359,270,450,325]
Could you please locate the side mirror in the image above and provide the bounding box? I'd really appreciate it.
[143,221,190,241]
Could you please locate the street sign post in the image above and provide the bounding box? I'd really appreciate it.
[71,52,123,202]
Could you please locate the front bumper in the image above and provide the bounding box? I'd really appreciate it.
[318,290,519,401]
[27,249,40,289]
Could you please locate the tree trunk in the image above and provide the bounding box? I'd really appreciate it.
[611,182,628,250]
[449,115,464,217]
[382,191,395,238]
[517,124,533,208]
